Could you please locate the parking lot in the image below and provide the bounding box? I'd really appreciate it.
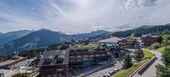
[87,60,123,77]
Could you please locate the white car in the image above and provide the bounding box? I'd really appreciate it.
[99,75,108,77]
[114,68,118,71]
[99,75,104,77]
[106,73,111,76]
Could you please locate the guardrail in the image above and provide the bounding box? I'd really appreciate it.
[125,60,149,77]
[138,57,157,75]
[125,56,156,77]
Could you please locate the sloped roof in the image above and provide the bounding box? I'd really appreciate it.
[38,50,69,67]
[98,37,121,43]
[0,57,25,67]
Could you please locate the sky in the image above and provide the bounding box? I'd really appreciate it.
[0,0,170,34]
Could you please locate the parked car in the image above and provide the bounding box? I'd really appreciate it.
[106,73,111,76]
[104,74,110,77]
[114,68,118,71]
[99,75,104,77]
[108,70,115,75]
[99,74,109,77]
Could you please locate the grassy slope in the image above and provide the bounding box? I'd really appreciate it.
[72,42,97,48]
[157,46,170,52]
[144,49,154,59]
[112,50,153,77]
[112,59,148,77]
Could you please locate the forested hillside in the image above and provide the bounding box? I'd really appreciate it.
[112,24,170,37]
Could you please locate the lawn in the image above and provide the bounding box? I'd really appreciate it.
[144,49,154,59]
[72,43,85,48]
[112,59,148,77]
[72,42,98,48]
[157,46,170,52]
[84,42,98,48]
[112,49,153,77]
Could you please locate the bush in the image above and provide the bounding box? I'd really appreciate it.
[157,46,170,52]
[148,42,162,49]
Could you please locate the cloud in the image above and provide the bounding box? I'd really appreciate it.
[0,0,170,34]
[143,0,158,7]
[124,0,159,9]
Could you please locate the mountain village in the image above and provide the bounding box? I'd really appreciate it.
[0,31,167,77]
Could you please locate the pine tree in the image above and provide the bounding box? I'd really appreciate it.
[129,33,136,39]
[161,29,170,37]
[135,41,144,62]
[123,53,133,69]
[155,64,170,77]
[162,48,170,67]
[155,48,170,77]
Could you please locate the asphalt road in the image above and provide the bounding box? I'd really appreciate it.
[133,50,162,77]
[87,61,123,77]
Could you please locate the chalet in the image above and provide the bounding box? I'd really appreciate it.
[98,37,137,49]
[98,37,121,46]
[69,48,109,70]
[142,35,162,47]
[37,48,111,76]
[37,50,69,77]
[118,38,138,49]
[98,37,138,58]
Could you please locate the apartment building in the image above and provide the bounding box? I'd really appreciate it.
[142,35,162,47]
[69,48,109,70]
[118,39,138,49]
[37,50,69,77]
[37,47,110,76]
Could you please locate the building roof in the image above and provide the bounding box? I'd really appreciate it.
[37,50,69,67]
[69,48,106,53]
[0,69,18,77]
[142,34,160,38]
[98,37,121,43]
[0,69,8,73]
[0,57,25,67]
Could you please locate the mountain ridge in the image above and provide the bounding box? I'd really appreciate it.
[1,24,170,55]
[0,29,109,55]
[0,30,33,45]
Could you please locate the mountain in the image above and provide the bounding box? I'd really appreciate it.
[87,30,110,37]
[0,30,32,45]
[1,24,169,55]
[0,29,109,55]
[70,30,109,40]
[90,24,170,42]
[111,24,170,37]
[0,32,3,35]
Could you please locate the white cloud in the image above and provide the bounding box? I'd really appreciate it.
[124,0,159,9]
[0,0,170,34]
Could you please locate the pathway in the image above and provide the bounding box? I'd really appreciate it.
[133,50,162,77]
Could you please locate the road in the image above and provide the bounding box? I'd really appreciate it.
[133,50,162,77]
[86,61,123,77]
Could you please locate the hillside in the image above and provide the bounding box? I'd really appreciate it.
[0,30,32,45]
[1,24,170,55]
[0,29,109,55]
[89,24,170,42]
[111,24,170,37]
